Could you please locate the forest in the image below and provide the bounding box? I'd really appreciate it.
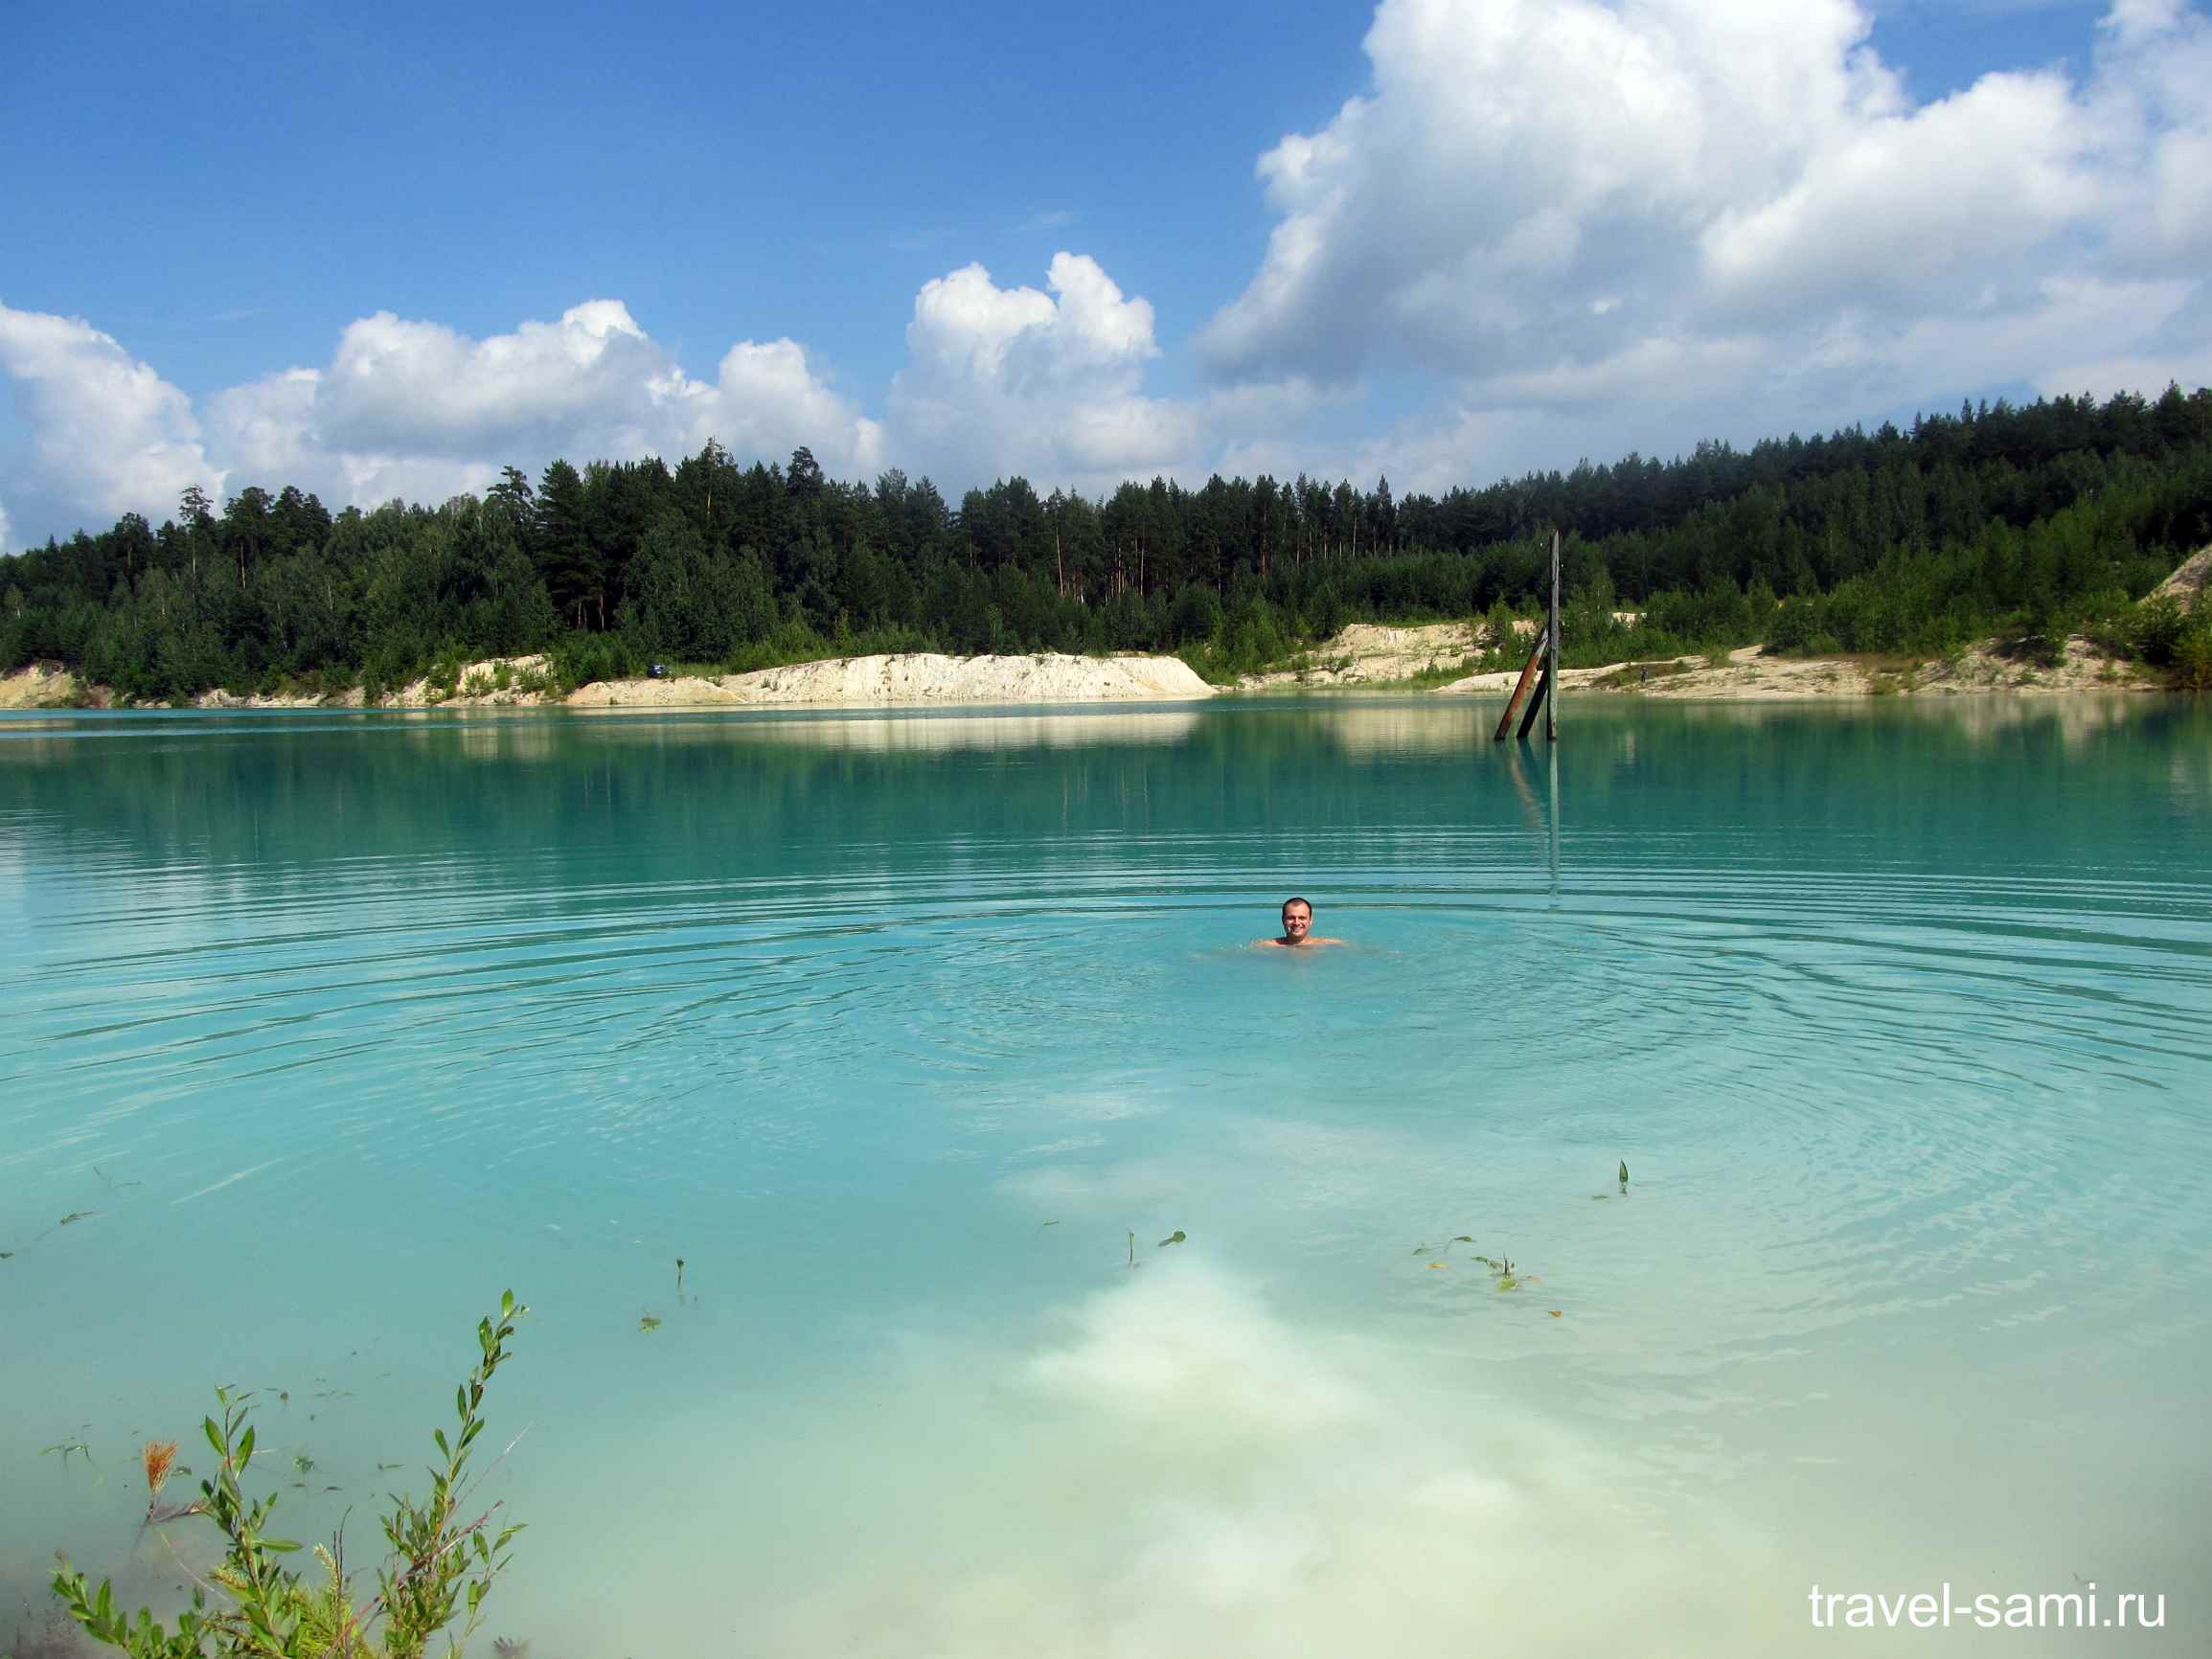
[4,384,2210,701]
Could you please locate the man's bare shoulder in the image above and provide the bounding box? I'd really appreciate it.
[1251,936,1346,948]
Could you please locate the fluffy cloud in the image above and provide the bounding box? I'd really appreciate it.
[0,300,220,539]
[886,253,1203,492]
[205,299,885,513]
[7,2,2208,550]
[4,261,1224,548]
[1202,0,2212,443]
[0,297,887,548]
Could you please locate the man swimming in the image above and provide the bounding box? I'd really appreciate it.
[1257,896,1344,948]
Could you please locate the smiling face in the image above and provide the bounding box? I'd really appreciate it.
[1280,899,1312,942]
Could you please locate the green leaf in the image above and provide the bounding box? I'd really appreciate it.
[262,1537,302,1553]
[203,1418,224,1456]
[237,1425,255,1466]
[1156,1230,1187,1247]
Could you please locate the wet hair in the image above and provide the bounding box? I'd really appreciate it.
[1282,896,1311,916]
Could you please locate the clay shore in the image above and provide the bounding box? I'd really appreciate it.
[1,651,1216,712]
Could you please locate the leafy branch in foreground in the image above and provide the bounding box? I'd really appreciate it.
[50,1291,528,1659]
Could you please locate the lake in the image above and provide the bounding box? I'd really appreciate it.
[4,695,2208,1656]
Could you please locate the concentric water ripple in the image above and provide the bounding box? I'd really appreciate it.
[3,697,2208,1654]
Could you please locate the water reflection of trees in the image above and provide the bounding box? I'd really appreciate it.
[1,699,2204,892]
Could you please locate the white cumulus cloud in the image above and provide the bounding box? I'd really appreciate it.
[0,300,221,540]
[205,299,884,511]
[885,253,1204,492]
[0,298,887,547]
[1201,0,2212,458]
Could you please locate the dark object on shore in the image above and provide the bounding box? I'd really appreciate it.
[647,663,669,678]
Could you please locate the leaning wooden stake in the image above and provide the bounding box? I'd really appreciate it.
[1493,632,1547,741]
[1516,662,1551,740]
[1546,527,1561,741]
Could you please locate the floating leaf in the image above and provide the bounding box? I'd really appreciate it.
[1451,1235,1472,1243]
[638,1315,661,1333]
[1549,1309,1562,1318]
[1425,1261,1447,1270]
[1619,1160,1630,1187]
[58,1211,100,1226]
[1157,1230,1186,1248]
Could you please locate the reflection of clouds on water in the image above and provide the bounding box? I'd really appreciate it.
[997,1113,1413,1222]
[728,1264,1784,1658]
[501,1263,1784,1659]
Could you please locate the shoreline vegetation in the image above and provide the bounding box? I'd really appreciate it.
[3,602,2195,712]
[3,543,2203,711]
[5,390,2211,710]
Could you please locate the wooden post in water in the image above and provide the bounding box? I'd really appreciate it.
[1516,659,1551,740]
[1493,632,1546,741]
[1494,526,1564,742]
[1546,527,1560,741]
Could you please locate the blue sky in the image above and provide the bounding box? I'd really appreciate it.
[2,0,2205,549]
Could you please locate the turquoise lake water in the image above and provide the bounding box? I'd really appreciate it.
[3,695,2209,1656]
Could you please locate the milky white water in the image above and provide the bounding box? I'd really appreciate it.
[3,696,2207,1655]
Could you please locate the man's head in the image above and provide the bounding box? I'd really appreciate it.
[1280,897,1312,942]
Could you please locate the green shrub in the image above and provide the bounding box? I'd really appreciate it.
[49,1293,528,1659]
[2130,593,2190,664]
[2174,621,2212,691]
[548,630,642,692]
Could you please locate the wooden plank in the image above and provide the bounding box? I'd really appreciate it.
[1517,663,1552,740]
[1546,527,1561,741]
[1492,632,1548,740]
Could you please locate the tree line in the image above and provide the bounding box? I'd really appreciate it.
[3,384,2209,700]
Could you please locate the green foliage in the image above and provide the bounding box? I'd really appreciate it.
[49,1292,528,1659]
[547,630,642,693]
[2130,593,2193,664]
[2173,620,2212,691]
[4,388,2209,699]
